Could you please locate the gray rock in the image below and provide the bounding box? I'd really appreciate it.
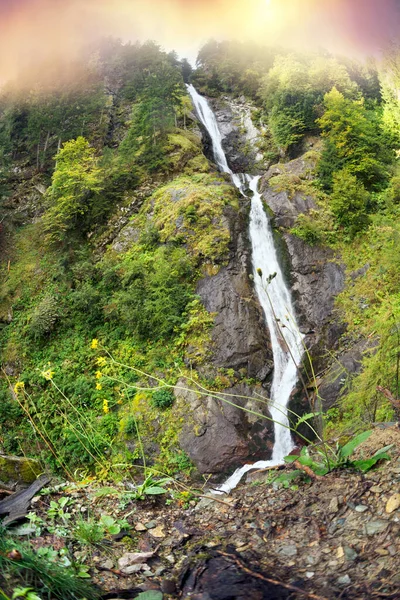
[277,544,298,557]
[337,575,351,586]
[177,379,273,473]
[196,204,273,381]
[318,340,373,410]
[344,547,358,561]
[365,520,388,535]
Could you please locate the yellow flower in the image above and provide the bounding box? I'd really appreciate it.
[41,369,54,381]
[13,381,25,395]
[91,339,99,349]
[102,399,109,414]
[96,357,107,367]
[95,371,102,379]
[96,383,102,391]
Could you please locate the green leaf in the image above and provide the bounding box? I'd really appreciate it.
[100,515,115,528]
[144,486,167,495]
[107,524,121,535]
[284,455,298,463]
[339,430,372,459]
[371,444,394,457]
[352,453,390,473]
[294,412,321,430]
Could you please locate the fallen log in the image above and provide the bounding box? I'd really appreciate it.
[0,474,50,526]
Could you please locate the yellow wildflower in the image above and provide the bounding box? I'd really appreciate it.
[96,383,102,391]
[91,339,99,349]
[41,369,54,381]
[96,357,107,367]
[13,381,25,395]
[95,371,102,379]
[102,399,109,414]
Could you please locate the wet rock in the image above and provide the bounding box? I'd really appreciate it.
[318,340,374,411]
[210,97,261,173]
[337,574,351,586]
[196,204,273,381]
[176,379,273,473]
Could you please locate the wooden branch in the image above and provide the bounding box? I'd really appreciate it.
[293,460,324,481]
[218,550,329,600]
[0,474,50,525]
[376,386,400,409]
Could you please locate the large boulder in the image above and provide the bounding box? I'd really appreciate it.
[176,380,273,473]
[0,455,41,485]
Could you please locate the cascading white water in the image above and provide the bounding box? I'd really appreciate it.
[187,84,304,493]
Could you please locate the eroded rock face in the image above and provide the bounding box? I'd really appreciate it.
[176,380,273,473]
[210,97,262,174]
[196,203,273,382]
[260,156,346,367]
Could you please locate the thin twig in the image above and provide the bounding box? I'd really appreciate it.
[218,550,329,600]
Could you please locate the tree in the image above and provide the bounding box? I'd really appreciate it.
[317,88,394,190]
[43,137,103,245]
[330,169,370,236]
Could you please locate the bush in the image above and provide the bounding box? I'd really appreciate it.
[151,389,175,409]
[28,295,60,339]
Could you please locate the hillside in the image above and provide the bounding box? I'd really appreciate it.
[0,39,400,599]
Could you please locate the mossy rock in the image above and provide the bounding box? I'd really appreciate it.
[0,454,42,484]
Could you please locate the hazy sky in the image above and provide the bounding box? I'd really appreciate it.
[0,0,399,81]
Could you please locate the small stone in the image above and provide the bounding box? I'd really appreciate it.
[30,496,41,505]
[277,545,297,557]
[328,560,338,567]
[236,544,250,552]
[355,505,369,513]
[344,547,358,561]
[336,547,344,559]
[388,545,397,556]
[370,486,382,493]
[322,548,331,554]
[143,570,154,577]
[100,559,114,570]
[118,551,155,569]
[135,522,147,531]
[365,520,388,535]
[375,548,389,556]
[145,520,157,529]
[328,497,340,513]
[121,563,148,575]
[386,493,400,514]
[165,554,175,564]
[306,572,315,579]
[149,525,165,539]
[337,575,351,586]
[154,567,166,577]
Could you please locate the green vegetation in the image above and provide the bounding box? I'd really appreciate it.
[1,34,400,496]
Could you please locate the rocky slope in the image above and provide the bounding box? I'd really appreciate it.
[2,427,399,599]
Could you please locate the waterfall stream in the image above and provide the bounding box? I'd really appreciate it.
[187,85,304,493]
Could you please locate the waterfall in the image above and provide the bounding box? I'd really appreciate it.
[187,84,304,493]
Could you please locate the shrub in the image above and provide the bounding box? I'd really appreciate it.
[28,295,60,339]
[151,389,174,409]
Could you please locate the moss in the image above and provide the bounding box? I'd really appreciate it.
[147,174,239,264]
[0,455,41,484]
[166,131,209,174]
